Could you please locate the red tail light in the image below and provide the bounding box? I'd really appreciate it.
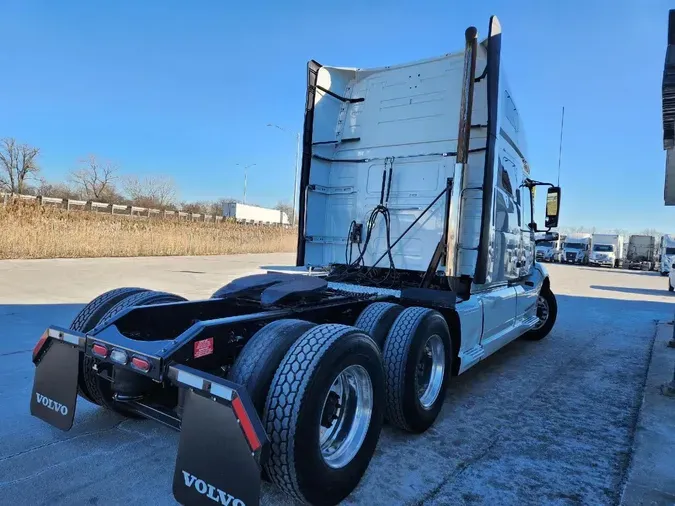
[91,343,109,358]
[32,331,49,360]
[131,356,151,372]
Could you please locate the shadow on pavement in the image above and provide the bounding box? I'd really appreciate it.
[357,293,675,506]
[576,267,660,276]
[1,292,675,506]
[0,303,85,356]
[590,285,673,297]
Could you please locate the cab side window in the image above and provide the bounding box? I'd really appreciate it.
[496,155,521,231]
[505,91,520,132]
[499,159,513,196]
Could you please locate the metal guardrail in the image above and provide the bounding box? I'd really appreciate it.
[1,192,292,227]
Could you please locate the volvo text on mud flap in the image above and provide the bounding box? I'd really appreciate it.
[171,366,268,506]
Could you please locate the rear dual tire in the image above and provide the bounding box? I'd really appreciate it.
[243,305,453,504]
[381,307,452,433]
[357,304,453,433]
[70,287,147,404]
[227,319,316,482]
[354,302,404,348]
[263,324,385,506]
[71,288,186,413]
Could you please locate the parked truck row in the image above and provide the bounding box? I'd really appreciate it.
[535,232,671,271]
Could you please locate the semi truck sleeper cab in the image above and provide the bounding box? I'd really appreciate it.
[29,15,562,506]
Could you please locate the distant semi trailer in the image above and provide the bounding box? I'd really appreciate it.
[223,202,290,225]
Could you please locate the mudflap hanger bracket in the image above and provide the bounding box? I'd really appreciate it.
[30,326,85,431]
[169,364,269,506]
[31,327,270,506]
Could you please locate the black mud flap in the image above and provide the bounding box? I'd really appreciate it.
[30,338,80,431]
[171,366,269,506]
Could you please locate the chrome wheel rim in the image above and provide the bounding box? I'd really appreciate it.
[416,334,445,410]
[319,364,373,469]
[532,295,550,330]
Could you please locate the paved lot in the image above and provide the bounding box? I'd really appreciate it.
[0,257,674,505]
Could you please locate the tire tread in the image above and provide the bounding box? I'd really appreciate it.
[228,319,315,415]
[381,307,431,431]
[82,290,186,409]
[264,323,357,503]
[354,302,404,348]
[70,287,146,333]
[70,287,147,403]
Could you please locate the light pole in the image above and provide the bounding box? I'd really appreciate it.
[236,163,256,204]
[267,123,300,225]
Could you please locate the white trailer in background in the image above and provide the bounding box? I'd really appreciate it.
[625,235,657,271]
[223,202,289,225]
[589,233,624,268]
[660,234,675,275]
[562,233,592,264]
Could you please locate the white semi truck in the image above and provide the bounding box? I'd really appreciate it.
[660,234,675,275]
[535,233,563,262]
[625,235,657,271]
[28,16,562,506]
[562,233,592,264]
[589,233,624,268]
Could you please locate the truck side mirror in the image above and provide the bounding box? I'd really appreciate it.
[545,186,561,228]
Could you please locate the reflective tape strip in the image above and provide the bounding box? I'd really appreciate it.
[48,328,81,346]
[173,367,234,401]
[232,396,261,451]
[210,383,234,402]
[62,333,80,345]
[175,369,205,390]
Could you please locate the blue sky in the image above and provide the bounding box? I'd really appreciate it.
[0,0,673,231]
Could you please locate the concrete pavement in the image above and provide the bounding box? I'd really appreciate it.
[0,257,674,505]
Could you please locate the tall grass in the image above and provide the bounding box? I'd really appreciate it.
[0,202,297,259]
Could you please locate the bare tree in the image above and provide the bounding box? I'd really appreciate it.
[36,180,82,201]
[69,155,118,200]
[641,228,660,237]
[275,201,294,223]
[0,138,40,194]
[180,201,210,214]
[179,198,240,215]
[123,175,177,208]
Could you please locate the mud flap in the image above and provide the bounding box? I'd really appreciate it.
[171,366,268,506]
[30,339,80,431]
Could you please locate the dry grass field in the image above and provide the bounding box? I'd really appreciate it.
[0,202,297,259]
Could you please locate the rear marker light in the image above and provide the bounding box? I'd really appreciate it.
[131,357,151,372]
[110,349,128,365]
[92,343,109,358]
[232,396,261,452]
